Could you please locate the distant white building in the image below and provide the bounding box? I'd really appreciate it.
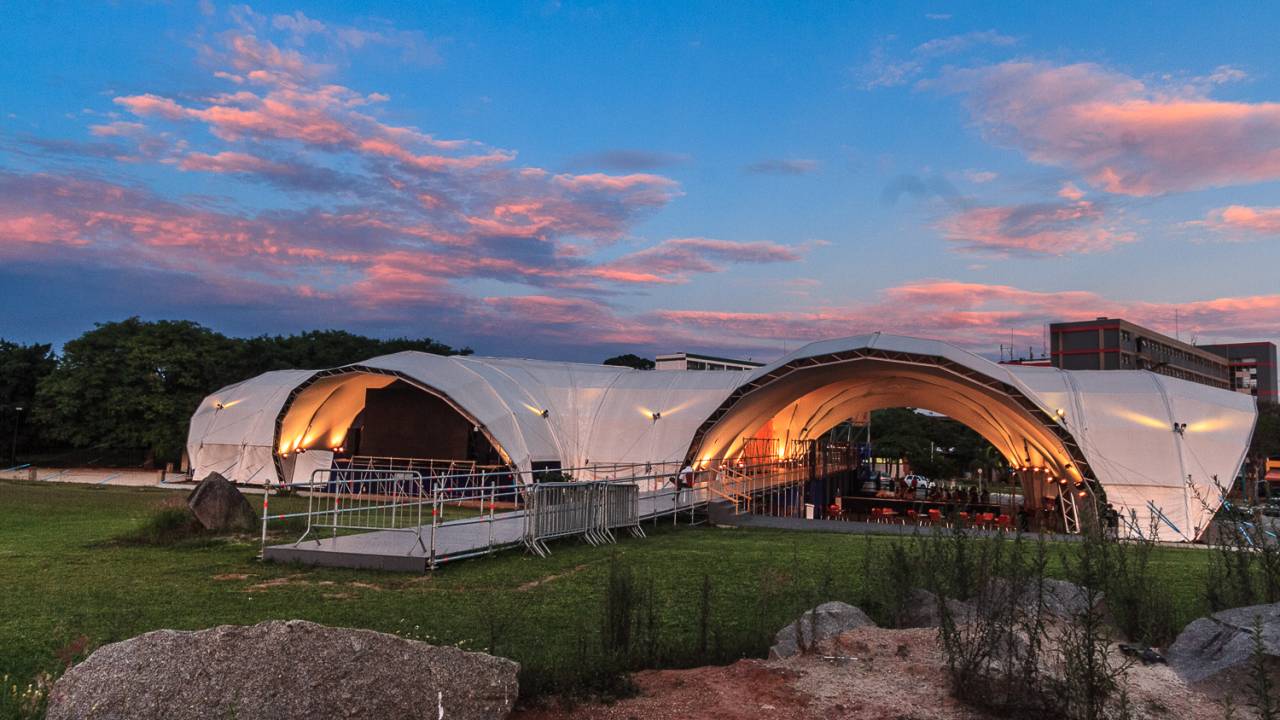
[655,352,762,372]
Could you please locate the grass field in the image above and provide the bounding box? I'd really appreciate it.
[0,479,1217,714]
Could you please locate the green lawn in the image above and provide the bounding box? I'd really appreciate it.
[0,480,1215,713]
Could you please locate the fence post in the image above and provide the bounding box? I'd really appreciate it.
[429,485,439,571]
[487,483,495,554]
[259,485,270,558]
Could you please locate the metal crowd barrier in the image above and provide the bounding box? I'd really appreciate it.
[523,480,646,557]
[260,458,819,568]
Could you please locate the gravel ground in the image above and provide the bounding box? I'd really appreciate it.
[513,625,1222,720]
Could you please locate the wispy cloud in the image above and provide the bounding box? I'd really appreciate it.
[937,198,1134,256]
[563,149,690,172]
[743,158,819,175]
[858,30,1016,89]
[938,60,1280,196]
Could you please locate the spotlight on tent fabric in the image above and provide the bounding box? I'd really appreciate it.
[540,409,550,418]
[651,411,661,421]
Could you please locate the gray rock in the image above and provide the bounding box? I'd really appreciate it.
[1039,578,1096,618]
[900,588,975,628]
[989,577,1097,619]
[1168,602,1280,685]
[45,620,519,720]
[186,472,257,531]
[769,601,876,659]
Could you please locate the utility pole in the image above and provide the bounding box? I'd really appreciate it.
[9,405,24,467]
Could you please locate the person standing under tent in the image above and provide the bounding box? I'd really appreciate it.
[677,464,694,507]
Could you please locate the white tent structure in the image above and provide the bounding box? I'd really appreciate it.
[686,334,1257,540]
[186,333,1257,540]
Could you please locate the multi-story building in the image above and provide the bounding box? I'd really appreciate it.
[1049,318,1231,389]
[655,352,762,371]
[1200,341,1278,404]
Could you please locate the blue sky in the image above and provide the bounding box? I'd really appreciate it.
[2,1,1279,360]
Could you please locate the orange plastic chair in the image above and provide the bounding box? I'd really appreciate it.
[870,507,882,523]
[980,512,995,528]
[927,508,944,526]
[958,511,969,527]
[996,514,1013,531]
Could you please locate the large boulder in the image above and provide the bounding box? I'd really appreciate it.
[769,601,876,659]
[989,577,1096,619]
[186,472,257,531]
[900,588,975,628]
[45,620,520,720]
[1168,602,1280,685]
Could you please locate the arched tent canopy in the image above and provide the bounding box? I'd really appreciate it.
[685,333,1257,540]
[269,352,748,479]
[186,369,316,485]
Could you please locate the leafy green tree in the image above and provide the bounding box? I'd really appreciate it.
[603,353,655,370]
[234,330,470,377]
[31,319,474,466]
[33,318,240,465]
[864,407,1002,481]
[0,339,57,461]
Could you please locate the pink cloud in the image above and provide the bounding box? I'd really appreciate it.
[88,121,146,137]
[1,169,1272,352]
[600,237,803,282]
[937,199,1133,256]
[178,151,284,174]
[640,279,1280,354]
[1200,205,1280,235]
[940,61,1280,195]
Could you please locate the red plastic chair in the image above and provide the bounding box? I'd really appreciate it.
[957,511,970,528]
[906,509,919,524]
[980,512,995,528]
[995,514,1013,532]
[927,508,944,526]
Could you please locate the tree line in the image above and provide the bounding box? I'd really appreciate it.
[1,318,470,468]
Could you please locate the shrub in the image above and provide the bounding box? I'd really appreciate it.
[111,503,210,546]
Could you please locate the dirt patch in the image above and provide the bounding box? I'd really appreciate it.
[348,581,384,591]
[321,592,355,600]
[243,575,310,592]
[212,573,252,581]
[518,564,590,592]
[511,625,1222,720]
[515,660,807,720]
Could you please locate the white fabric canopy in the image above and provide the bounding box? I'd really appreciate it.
[186,369,314,485]
[186,333,1257,540]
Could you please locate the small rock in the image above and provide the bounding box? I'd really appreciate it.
[45,620,519,720]
[186,472,257,531]
[769,601,877,659]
